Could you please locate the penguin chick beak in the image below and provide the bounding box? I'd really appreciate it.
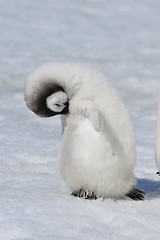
[64,102,69,107]
[61,101,69,114]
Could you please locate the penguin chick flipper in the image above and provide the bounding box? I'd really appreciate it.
[88,108,104,132]
[126,187,145,201]
[71,189,100,200]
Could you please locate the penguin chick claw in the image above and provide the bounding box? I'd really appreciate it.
[71,188,100,200]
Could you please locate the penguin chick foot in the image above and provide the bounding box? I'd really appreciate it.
[71,188,100,200]
[126,187,145,201]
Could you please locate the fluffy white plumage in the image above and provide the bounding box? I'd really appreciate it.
[25,62,144,200]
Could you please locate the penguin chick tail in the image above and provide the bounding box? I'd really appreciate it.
[126,187,145,201]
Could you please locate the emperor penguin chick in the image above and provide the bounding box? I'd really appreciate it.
[24,62,145,201]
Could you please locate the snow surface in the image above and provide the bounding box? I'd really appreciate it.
[0,0,160,239]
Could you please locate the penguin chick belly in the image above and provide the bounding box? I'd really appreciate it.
[59,119,136,199]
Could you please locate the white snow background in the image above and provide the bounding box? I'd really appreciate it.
[0,0,160,239]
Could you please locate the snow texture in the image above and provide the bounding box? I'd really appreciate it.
[0,0,160,239]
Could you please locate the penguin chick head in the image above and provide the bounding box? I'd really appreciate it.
[46,91,69,114]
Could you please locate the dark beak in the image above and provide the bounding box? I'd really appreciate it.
[61,101,69,114]
[64,102,69,107]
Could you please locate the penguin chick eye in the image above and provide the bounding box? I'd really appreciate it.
[55,103,61,107]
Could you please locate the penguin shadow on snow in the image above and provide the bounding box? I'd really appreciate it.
[137,177,160,199]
